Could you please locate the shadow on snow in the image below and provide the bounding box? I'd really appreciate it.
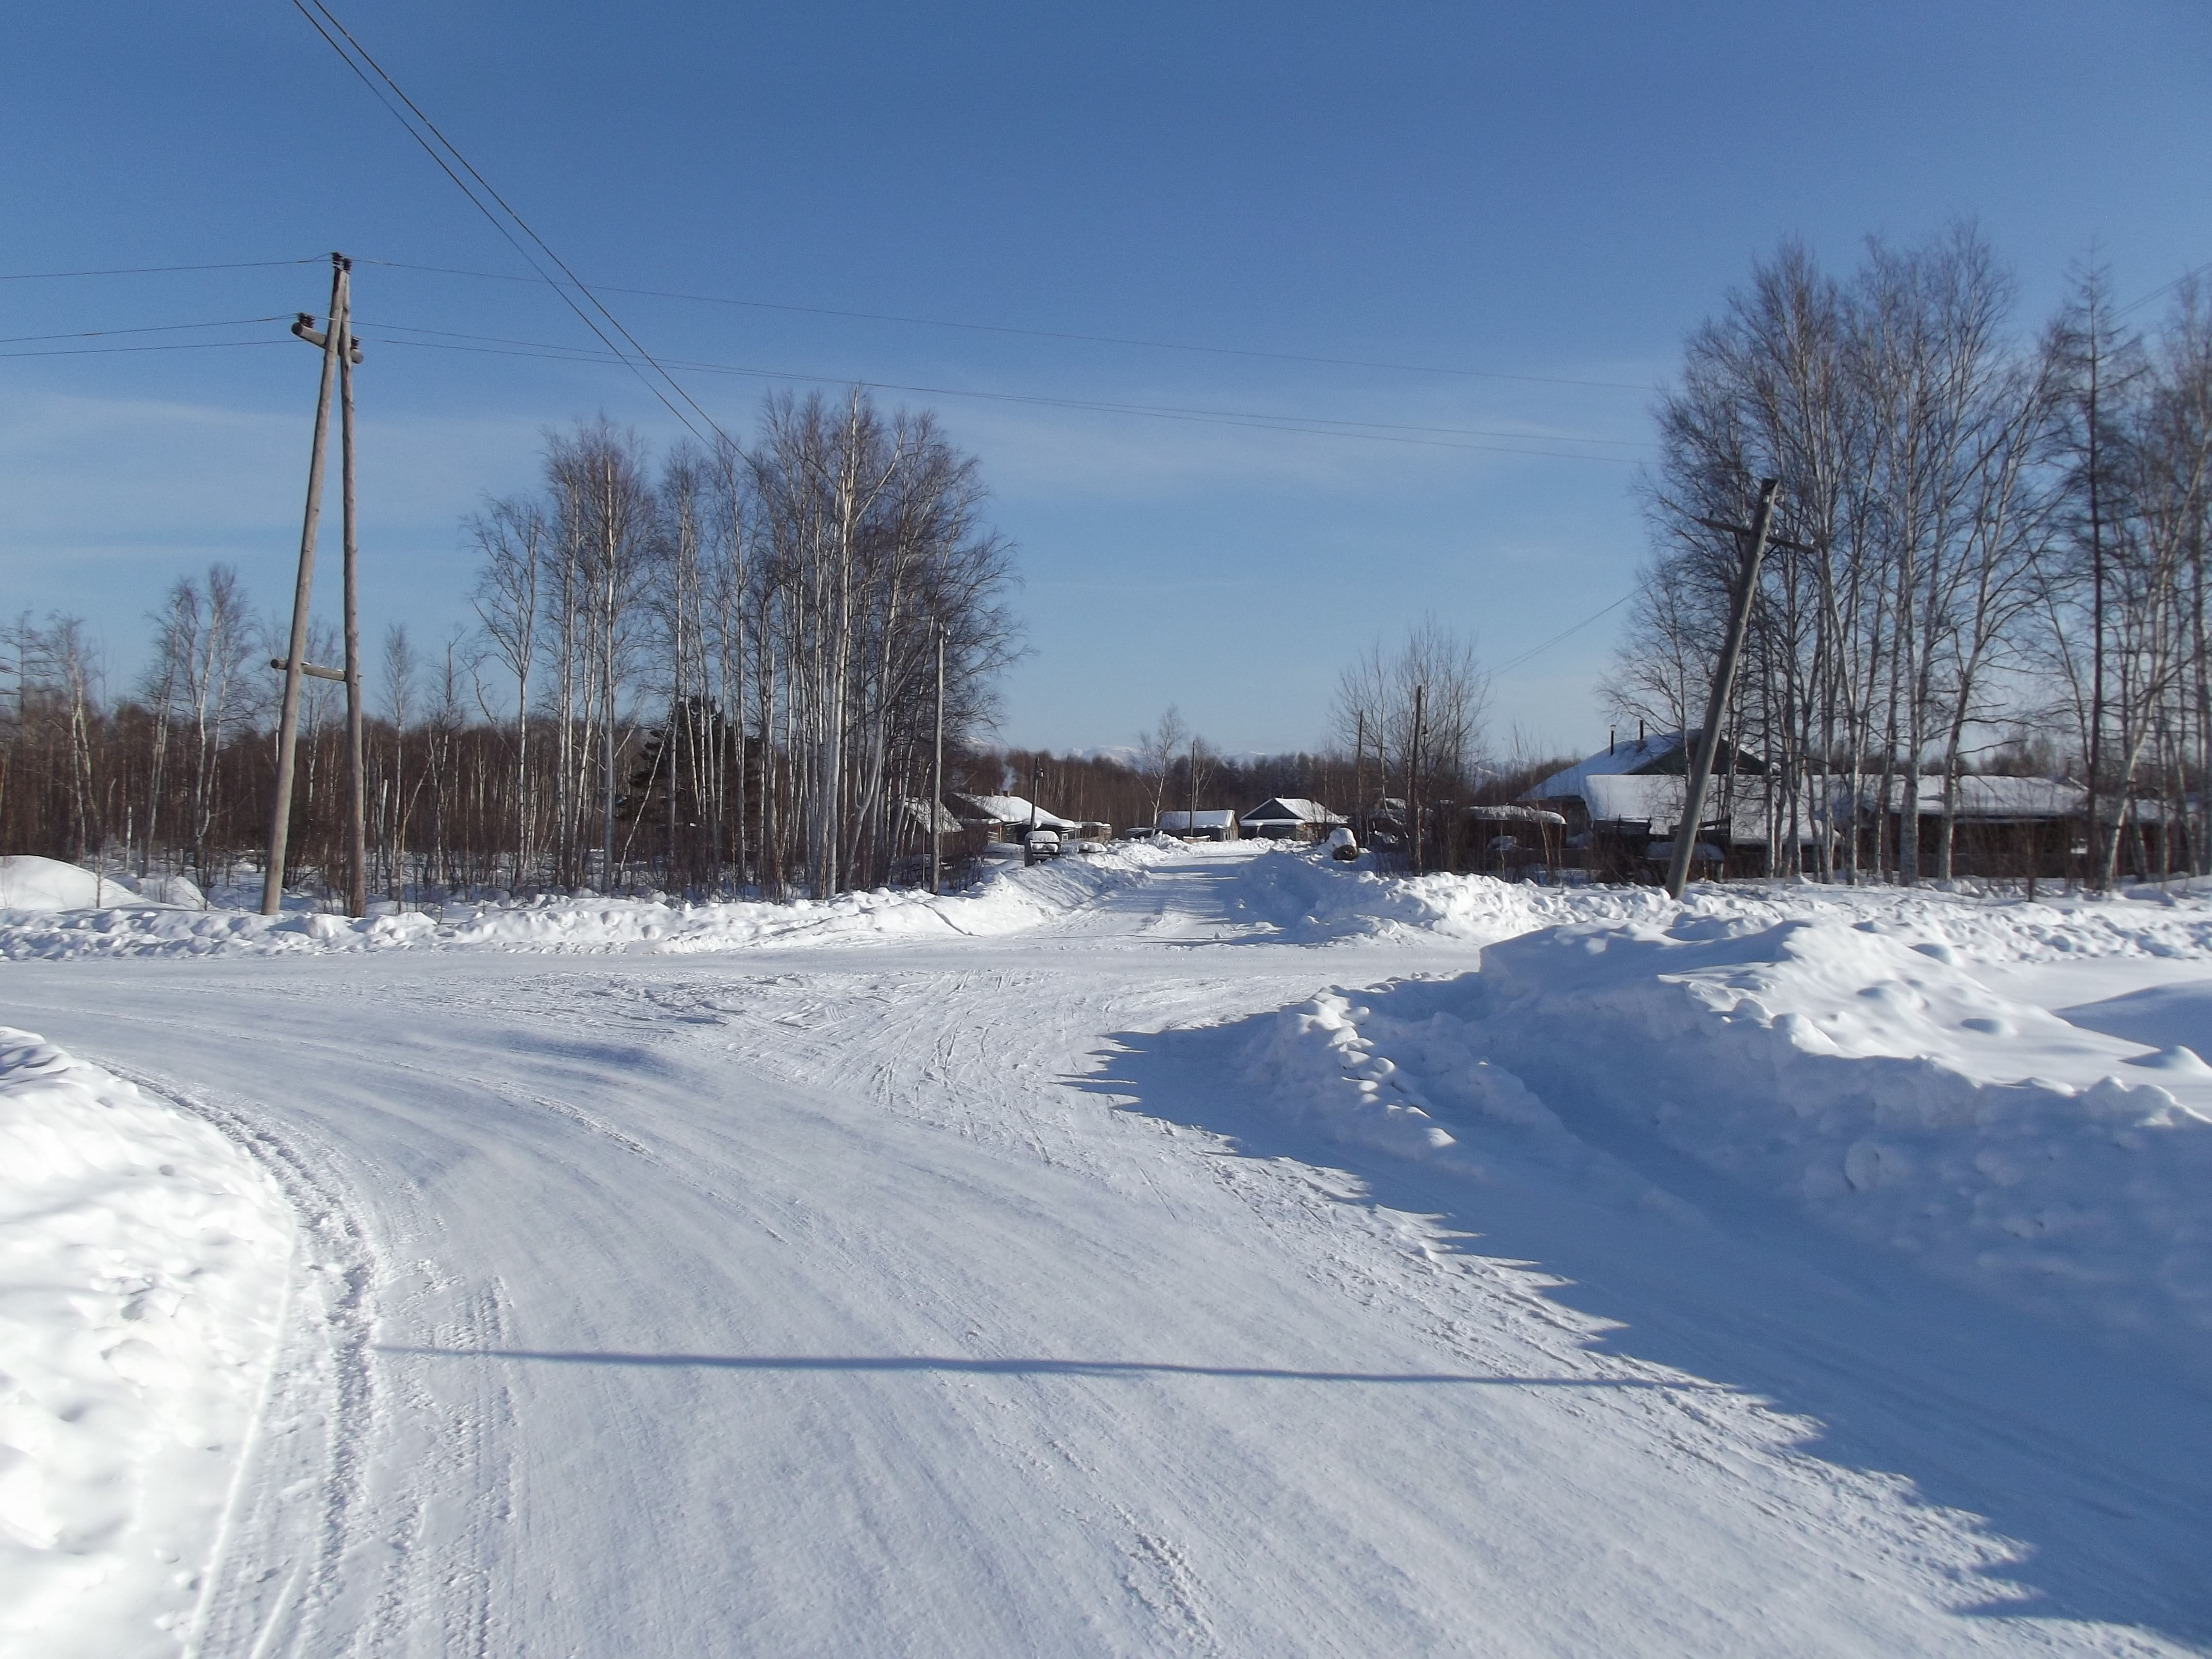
[1067,981,2212,1647]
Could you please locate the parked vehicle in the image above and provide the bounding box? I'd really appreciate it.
[1326,826,1360,862]
[1023,829,1063,865]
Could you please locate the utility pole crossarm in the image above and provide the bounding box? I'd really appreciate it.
[1665,478,1781,902]
[1692,513,1813,558]
[269,656,348,683]
[290,313,364,363]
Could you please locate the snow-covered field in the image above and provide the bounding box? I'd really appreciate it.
[3,842,2211,1654]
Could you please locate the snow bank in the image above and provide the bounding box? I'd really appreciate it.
[0,1029,292,1657]
[1239,987,1590,1168]
[0,841,1173,961]
[1242,907,2212,1375]
[1230,846,2212,967]
[0,856,133,913]
[1199,845,1592,946]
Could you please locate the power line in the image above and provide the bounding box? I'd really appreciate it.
[0,339,289,360]
[1489,590,1636,674]
[287,0,725,447]
[0,258,321,281]
[371,333,1644,464]
[361,319,1653,450]
[361,257,1658,394]
[0,316,287,346]
[0,313,1641,462]
[2119,259,2212,319]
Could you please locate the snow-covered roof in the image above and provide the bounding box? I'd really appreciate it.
[1572,773,1816,845]
[1467,805,1567,825]
[1526,731,1775,804]
[1526,733,1690,800]
[1918,775,2085,819]
[1821,775,2087,820]
[1159,809,1239,831]
[948,793,1077,830]
[1582,773,1681,825]
[1238,798,1344,827]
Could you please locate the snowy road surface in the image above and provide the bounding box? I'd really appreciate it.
[6,843,2212,1655]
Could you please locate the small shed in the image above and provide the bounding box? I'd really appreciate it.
[1238,798,1345,841]
[1463,805,1567,874]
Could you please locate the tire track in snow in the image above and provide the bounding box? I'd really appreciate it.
[105,1066,381,1659]
[106,1061,532,1658]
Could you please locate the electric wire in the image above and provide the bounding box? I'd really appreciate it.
[0,258,321,281]
[360,258,1658,394]
[370,333,1643,464]
[1488,590,1637,673]
[0,339,289,359]
[2119,260,2212,318]
[0,313,1641,461]
[0,316,288,346]
[289,0,727,447]
[360,319,1653,450]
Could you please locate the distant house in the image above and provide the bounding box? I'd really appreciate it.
[1526,730,1763,802]
[1158,808,1241,841]
[1238,798,1345,841]
[946,792,1077,842]
[1525,733,2095,881]
[1873,774,2088,878]
[1522,731,1776,879]
[1356,798,1408,848]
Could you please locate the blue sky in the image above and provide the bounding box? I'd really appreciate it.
[4,2,2208,760]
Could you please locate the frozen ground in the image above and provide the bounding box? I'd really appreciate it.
[3,842,2211,1655]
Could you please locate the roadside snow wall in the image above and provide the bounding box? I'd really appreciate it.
[1244,912,2212,1377]
[0,1029,292,1657]
[0,841,1170,961]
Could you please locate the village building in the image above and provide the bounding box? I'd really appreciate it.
[945,792,1077,843]
[1521,731,1772,879]
[1237,798,1345,841]
[1875,774,2088,878]
[1525,731,2099,881]
[1158,809,1240,841]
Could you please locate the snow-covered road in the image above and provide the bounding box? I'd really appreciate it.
[6,844,2211,1655]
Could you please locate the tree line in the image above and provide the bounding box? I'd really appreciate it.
[0,388,1021,903]
[1611,226,2212,886]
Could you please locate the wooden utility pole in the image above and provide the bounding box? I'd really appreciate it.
[1408,684,1425,874]
[931,625,945,894]
[262,254,349,915]
[1667,477,1780,901]
[1352,709,1365,825]
[2087,306,2108,890]
[337,264,367,917]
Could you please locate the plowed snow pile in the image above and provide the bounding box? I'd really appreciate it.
[1245,903,2212,1375]
[0,1030,291,1658]
[0,842,1168,960]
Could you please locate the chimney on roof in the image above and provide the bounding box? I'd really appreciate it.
[1609,727,1615,756]
[1638,719,1645,745]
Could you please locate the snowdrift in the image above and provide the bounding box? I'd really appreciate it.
[1243,908,2212,1376]
[0,1029,292,1657]
[0,856,136,912]
[0,841,1170,961]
